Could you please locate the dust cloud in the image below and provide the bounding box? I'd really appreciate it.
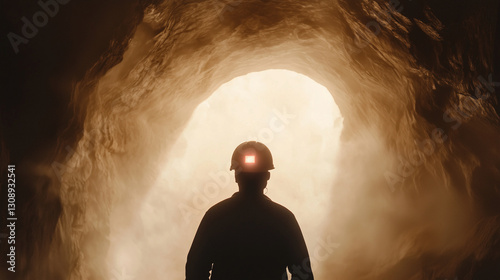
[105,69,343,279]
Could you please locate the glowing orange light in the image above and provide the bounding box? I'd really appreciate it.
[245,155,255,164]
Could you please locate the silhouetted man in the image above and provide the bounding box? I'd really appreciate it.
[186,141,314,280]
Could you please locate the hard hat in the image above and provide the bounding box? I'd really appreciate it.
[230,141,274,172]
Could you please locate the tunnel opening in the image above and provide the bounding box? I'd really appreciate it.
[105,69,344,279]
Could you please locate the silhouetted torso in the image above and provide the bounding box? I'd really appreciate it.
[186,192,313,280]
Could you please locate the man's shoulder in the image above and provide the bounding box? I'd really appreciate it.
[206,194,294,217]
[264,199,295,217]
[205,196,237,214]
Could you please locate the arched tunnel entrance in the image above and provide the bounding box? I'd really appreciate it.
[106,69,344,279]
[1,1,500,280]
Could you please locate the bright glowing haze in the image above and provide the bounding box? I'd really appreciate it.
[107,69,343,279]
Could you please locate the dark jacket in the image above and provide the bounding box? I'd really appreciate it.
[186,192,314,280]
